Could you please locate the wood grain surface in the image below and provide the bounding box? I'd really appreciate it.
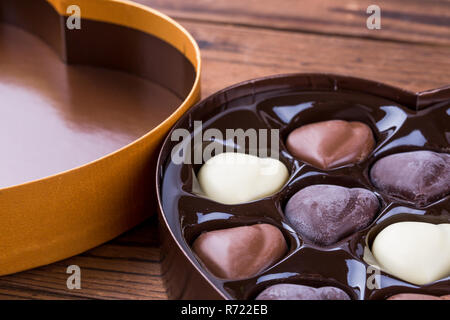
[1,0,449,300]
[0,219,165,300]
[136,0,450,45]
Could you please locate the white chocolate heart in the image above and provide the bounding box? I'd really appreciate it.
[372,222,450,285]
[197,152,289,204]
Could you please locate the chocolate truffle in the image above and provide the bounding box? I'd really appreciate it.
[192,224,287,280]
[197,152,289,204]
[372,222,450,285]
[388,293,450,300]
[370,150,450,206]
[286,120,375,170]
[255,284,350,300]
[285,185,379,245]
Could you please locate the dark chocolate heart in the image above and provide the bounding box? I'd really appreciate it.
[370,150,450,206]
[285,185,379,245]
[256,284,350,300]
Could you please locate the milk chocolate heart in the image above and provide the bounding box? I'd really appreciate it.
[255,284,350,300]
[370,150,450,206]
[285,185,379,245]
[286,120,375,170]
[372,222,450,285]
[192,224,287,280]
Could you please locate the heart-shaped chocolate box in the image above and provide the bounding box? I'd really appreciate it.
[156,74,450,300]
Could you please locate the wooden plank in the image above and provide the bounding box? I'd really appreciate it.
[0,219,168,300]
[177,21,450,97]
[135,0,450,45]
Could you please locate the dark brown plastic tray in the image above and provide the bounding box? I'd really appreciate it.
[156,73,450,300]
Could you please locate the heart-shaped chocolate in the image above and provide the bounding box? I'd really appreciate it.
[285,185,379,246]
[370,150,450,206]
[197,152,289,204]
[372,222,450,285]
[286,120,375,170]
[192,224,287,280]
[255,284,350,300]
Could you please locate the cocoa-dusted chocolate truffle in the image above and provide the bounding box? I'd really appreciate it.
[286,120,375,170]
[197,152,289,204]
[370,150,450,206]
[256,284,350,300]
[285,185,379,246]
[372,222,450,285]
[192,224,287,280]
[388,293,450,300]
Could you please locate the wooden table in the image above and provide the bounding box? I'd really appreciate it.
[1,0,449,300]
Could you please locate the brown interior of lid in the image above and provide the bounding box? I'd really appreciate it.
[0,0,196,188]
